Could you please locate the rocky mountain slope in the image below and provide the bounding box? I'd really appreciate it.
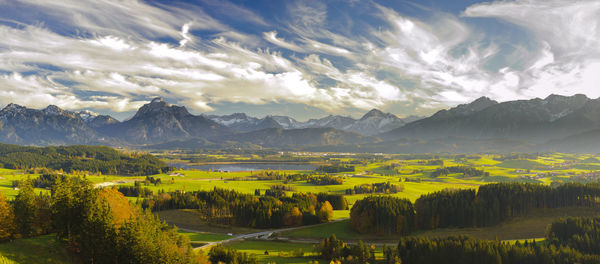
[3,94,600,153]
[98,98,230,144]
[0,104,106,145]
[383,94,594,143]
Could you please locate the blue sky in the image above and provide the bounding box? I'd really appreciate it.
[0,0,599,121]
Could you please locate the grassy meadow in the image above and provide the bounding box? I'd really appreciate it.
[3,152,600,263]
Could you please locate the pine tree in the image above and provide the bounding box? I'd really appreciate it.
[13,181,36,237]
[79,201,117,264]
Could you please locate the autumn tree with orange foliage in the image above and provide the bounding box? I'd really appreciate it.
[0,192,15,241]
[283,207,303,226]
[98,188,134,227]
[318,201,334,223]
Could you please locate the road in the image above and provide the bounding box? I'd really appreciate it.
[194,218,349,251]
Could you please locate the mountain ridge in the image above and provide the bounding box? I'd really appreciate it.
[2,94,600,153]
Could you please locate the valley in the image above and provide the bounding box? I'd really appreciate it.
[2,0,598,262]
[2,148,600,263]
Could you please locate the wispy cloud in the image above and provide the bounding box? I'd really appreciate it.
[463,0,600,99]
[0,0,598,118]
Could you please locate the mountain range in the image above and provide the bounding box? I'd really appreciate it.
[2,94,600,153]
[205,108,418,135]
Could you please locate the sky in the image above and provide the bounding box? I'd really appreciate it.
[0,0,599,121]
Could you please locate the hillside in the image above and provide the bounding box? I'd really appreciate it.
[0,144,169,175]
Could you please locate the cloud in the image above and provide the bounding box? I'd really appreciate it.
[263,31,305,53]
[179,22,193,47]
[1,0,599,118]
[464,0,600,99]
[0,0,496,115]
[11,0,227,39]
[0,72,146,112]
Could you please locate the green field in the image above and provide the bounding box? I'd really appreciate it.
[229,241,323,264]
[0,235,71,264]
[157,209,262,235]
[3,152,600,263]
[178,231,233,242]
[281,207,600,241]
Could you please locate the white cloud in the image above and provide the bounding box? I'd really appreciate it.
[464,0,600,99]
[263,31,305,53]
[179,22,193,47]
[1,0,599,118]
[12,0,228,39]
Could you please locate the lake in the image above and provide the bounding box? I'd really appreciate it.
[171,163,316,172]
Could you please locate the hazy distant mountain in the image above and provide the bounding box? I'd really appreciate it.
[98,98,230,144]
[0,104,104,145]
[222,127,379,148]
[206,113,282,132]
[306,137,536,154]
[153,127,380,149]
[344,109,408,135]
[270,115,300,129]
[383,94,593,143]
[209,108,415,135]
[78,110,120,128]
[298,115,357,130]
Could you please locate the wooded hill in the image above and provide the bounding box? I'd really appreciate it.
[0,144,169,175]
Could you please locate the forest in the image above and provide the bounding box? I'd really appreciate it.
[345,182,404,194]
[382,215,600,264]
[547,216,600,255]
[307,175,344,185]
[0,144,169,175]
[140,188,344,228]
[0,178,205,263]
[388,236,600,264]
[430,166,489,177]
[349,183,600,235]
[315,164,355,173]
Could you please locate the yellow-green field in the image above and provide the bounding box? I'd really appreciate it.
[0,235,71,264]
[3,152,600,263]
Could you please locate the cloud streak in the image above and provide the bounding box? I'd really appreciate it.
[0,0,598,118]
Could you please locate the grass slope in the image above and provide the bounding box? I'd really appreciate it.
[282,207,600,241]
[0,235,71,264]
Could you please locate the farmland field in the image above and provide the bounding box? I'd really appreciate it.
[4,152,600,263]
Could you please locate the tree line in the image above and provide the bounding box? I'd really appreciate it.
[350,196,415,235]
[141,188,346,228]
[310,215,600,264]
[430,166,489,177]
[316,235,375,264]
[388,236,600,264]
[307,175,344,185]
[345,182,404,195]
[547,216,600,255]
[349,183,600,235]
[0,144,169,175]
[316,164,355,173]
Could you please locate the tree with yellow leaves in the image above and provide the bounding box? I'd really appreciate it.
[318,201,334,223]
[97,188,134,227]
[0,192,15,242]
